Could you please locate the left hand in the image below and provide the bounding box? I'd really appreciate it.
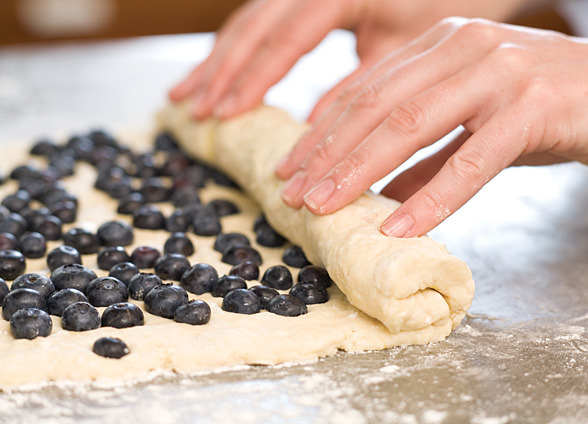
[275,18,588,237]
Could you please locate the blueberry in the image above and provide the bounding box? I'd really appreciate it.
[101,302,144,328]
[253,214,267,232]
[47,288,88,316]
[140,177,170,203]
[0,212,28,237]
[66,135,94,160]
[49,199,77,224]
[61,302,101,331]
[50,263,97,293]
[0,278,8,304]
[117,192,144,215]
[12,273,55,299]
[154,131,178,151]
[211,275,247,298]
[298,265,333,288]
[92,337,130,359]
[282,245,311,268]
[261,265,293,290]
[207,199,239,217]
[165,209,191,232]
[289,282,329,304]
[130,245,161,269]
[221,245,262,266]
[207,167,238,188]
[108,262,139,285]
[0,232,21,251]
[180,263,218,295]
[229,261,260,281]
[267,294,308,317]
[222,289,261,315]
[10,308,53,339]
[132,204,166,230]
[154,253,191,281]
[163,232,195,257]
[173,299,211,325]
[63,227,100,254]
[30,138,59,156]
[46,245,81,272]
[0,249,26,280]
[192,213,222,237]
[97,220,134,246]
[213,232,250,253]
[86,276,129,307]
[255,221,286,247]
[20,231,47,258]
[2,288,47,320]
[249,285,279,309]
[160,151,191,176]
[133,153,158,178]
[2,190,31,213]
[144,283,188,318]
[97,246,130,270]
[171,186,201,208]
[32,214,62,241]
[128,272,162,300]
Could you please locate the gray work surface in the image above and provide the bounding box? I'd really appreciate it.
[0,32,587,424]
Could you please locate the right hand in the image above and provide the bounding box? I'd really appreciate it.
[169,0,538,121]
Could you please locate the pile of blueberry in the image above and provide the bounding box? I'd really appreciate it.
[0,129,334,359]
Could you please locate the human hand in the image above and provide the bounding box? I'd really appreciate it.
[275,18,588,237]
[169,0,536,121]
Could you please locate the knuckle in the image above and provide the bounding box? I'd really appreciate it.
[336,85,360,106]
[386,101,425,137]
[350,84,381,110]
[339,153,368,179]
[454,18,500,46]
[449,149,486,183]
[490,43,533,73]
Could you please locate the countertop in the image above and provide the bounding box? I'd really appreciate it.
[1,31,588,424]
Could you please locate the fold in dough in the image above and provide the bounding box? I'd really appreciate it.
[158,103,475,344]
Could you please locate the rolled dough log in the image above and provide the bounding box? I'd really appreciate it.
[158,103,475,343]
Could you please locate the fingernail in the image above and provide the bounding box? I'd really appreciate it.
[281,171,307,205]
[214,95,237,118]
[303,178,336,212]
[381,213,414,238]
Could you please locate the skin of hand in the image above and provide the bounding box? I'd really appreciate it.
[169,0,540,121]
[274,17,588,238]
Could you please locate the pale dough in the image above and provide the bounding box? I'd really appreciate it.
[0,104,474,389]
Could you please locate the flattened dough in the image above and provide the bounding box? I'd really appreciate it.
[158,103,475,341]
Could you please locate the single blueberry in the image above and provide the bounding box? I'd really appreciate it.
[130,245,161,269]
[101,302,144,328]
[61,301,101,331]
[192,213,222,237]
[255,221,286,248]
[49,199,77,224]
[86,276,129,307]
[170,186,201,208]
[289,282,329,305]
[165,209,192,233]
[180,263,218,295]
[2,288,47,320]
[46,245,81,272]
[163,232,195,257]
[144,283,188,318]
[97,220,134,246]
[267,294,308,317]
[0,212,28,237]
[0,249,26,280]
[0,278,8,304]
[154,253,191,281]
[249,285,279,309]
[207,199,239,217]
[229,260,260,281]
[222,289,261,315]
[221,245,262,266]
[1,190,31,213]
[298,265,333,288]
[50,263,97,293]
[10,308,53,339]
[261,265,293,290]
[140,177,170,203]
[132,204,166,230]
[154,131,178,151]
[173,299,211,325]
[109,262,139,285]
[0,232,21,251]
[47,288,88,316]
[97,246,130,271]
[92,337,130,359]
[63,227,100,254]
[128,272,162,301]
[12,273,55,299]
[282,245,311,268]
[211,275,247,298]
[20,231,47,259]
[213,232,250,253]
[117,192,144,215]
[32,214,63,241]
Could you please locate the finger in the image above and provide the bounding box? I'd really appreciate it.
[279,27,500,208]
[380,128,469,202]
[380,107,532,238]
[213,0,353,119]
